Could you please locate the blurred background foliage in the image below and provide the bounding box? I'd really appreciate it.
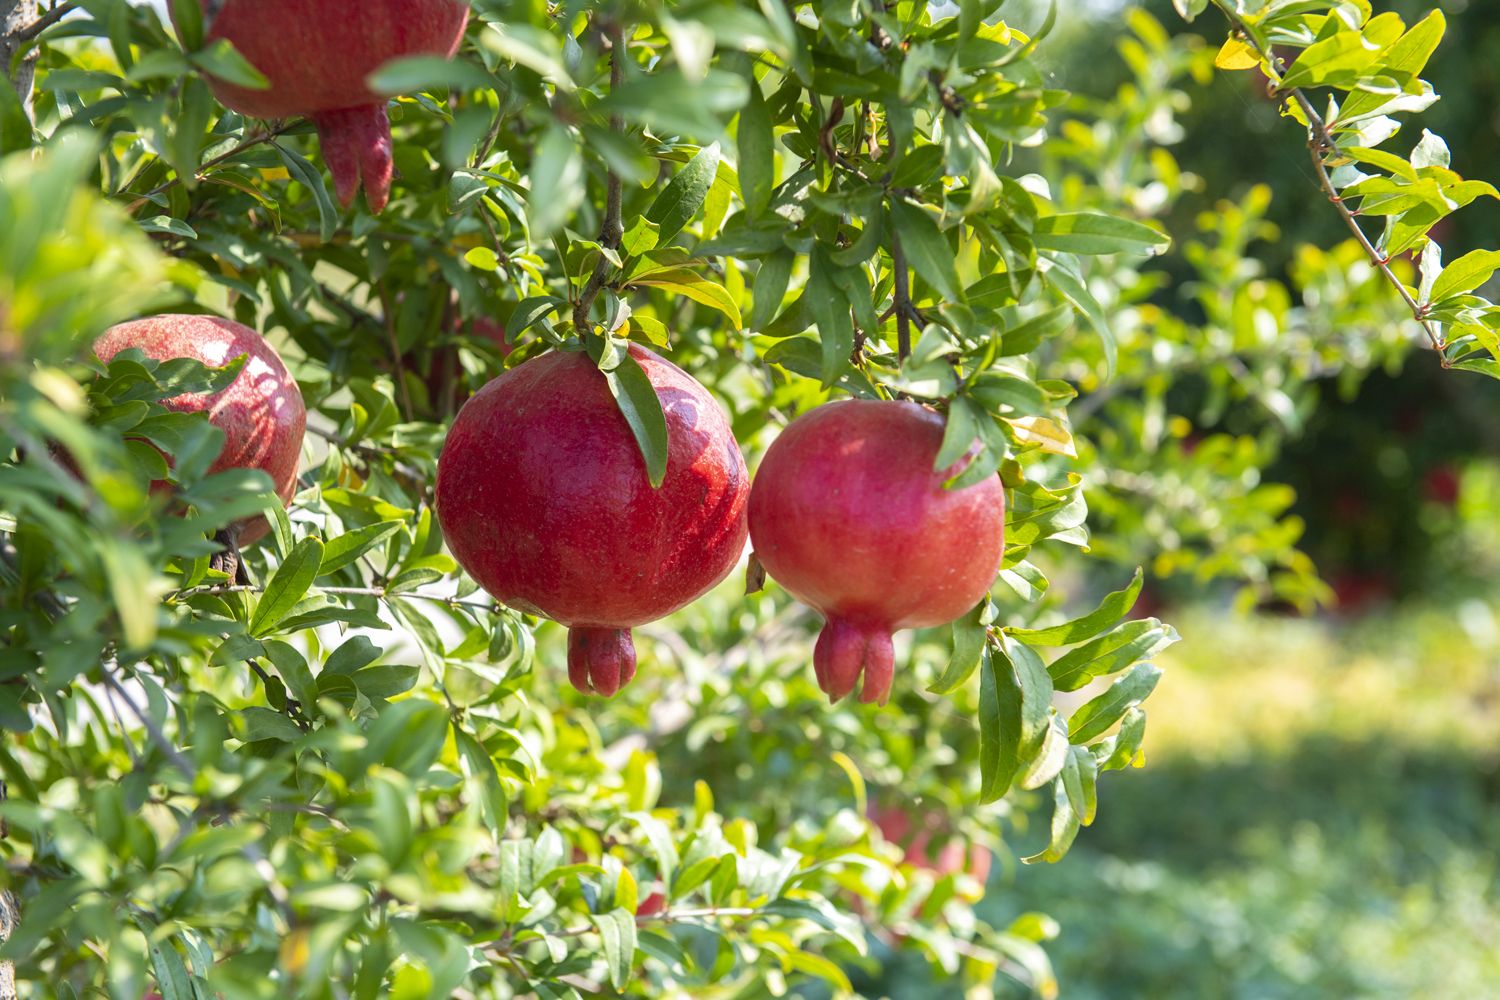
[1031,0,1500,606]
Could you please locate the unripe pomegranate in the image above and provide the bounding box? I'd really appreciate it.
[748,400,1005,705]
[435,346,749,696]
[187,0,469,213]
[94,315,306,545]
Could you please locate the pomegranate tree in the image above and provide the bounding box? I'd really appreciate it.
[94,315,306,545]
[435,346,749,696]
[187,0,470,212]
[748,400,1005,705]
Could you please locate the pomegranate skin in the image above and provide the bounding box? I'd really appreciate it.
[435,346,750,696]
[189,0,469,212]
[748,400,1005,705]
[94,315,306,545]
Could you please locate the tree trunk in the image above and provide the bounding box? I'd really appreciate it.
[0,781,16,1000]
[1,0,37,121]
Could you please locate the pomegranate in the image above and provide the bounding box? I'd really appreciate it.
[748,400,1005,705]
[94,315,306,545]
[187,0,470,212]
[871,804,992,882]
[435,346,749,696]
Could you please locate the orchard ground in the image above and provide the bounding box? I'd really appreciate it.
[851,597,1500,999]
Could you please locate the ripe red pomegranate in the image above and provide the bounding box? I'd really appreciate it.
[436,346,749,696]
[871,804,992,882]
[94,315,306,545]
[748,401,1005,705]
[187,0,469,212]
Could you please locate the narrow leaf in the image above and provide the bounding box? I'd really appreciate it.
[1009,568,1144,645]
[249,537,324,636]
[602,350,670,488]
[646,144,721,247]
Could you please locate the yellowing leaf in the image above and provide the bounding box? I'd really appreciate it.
[1214,37,1260,71]
[258,166,291,181]
[1008,415,1077,457]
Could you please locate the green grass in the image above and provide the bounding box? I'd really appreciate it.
[980,605,1500,999]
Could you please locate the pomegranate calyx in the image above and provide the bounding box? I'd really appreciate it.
[312,105,395,212]
[813,618,895,706]
[567,626,637,697]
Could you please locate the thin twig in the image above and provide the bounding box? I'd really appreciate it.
[892,228,913,361]
[169,582,503,614]
[485,906,761,957]
[17,0,73,41]
[124,122,298,212]
[100,669,196,776]
[1209,4,1447,360]
[572,20,627,334]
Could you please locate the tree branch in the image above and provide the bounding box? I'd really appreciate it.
[1209,4,1447,360]
[2,0,37,125]
[485,906,763,958]
[124,122,299,212]
[16,0,70,41]
[572,20,627,335]
[169,581,504,614]
[891,228,913,362]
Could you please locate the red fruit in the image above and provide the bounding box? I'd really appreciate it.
[435,346,749,696]
[748,401,1005,705]
[871,805,991,881]
[188,0,469,212]
[1423,464,1461,507]
[94,315,306,545]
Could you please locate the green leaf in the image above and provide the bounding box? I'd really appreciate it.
[621,216,661,257]
[737,76,774,217]
[1033,212,1169,255]
[506,295,564,338]
[807,246,853,387]
[1046,618,1178,692]
[99,540,158,651]
[602,348,670,488]
[1009,568,1144,645]
[1429,249,1500,303]
[1068,662,1164,743]
[929,600,990,695]
[646,144,721,247]
[1338,12,1445,123]
[238,706,303,742]
[528,125,584,239]
[189,39,269,90]
[748,250,794,331]
[1021,768,1081,864]
[319,521,403,577]
[1043,255,1116,377]
[249,538,324,637]
[262,640,317,709]
[366,55,494,95]
[1102,707,1148,770]
[891,200,961,302]
[591,909,638,991]
[274,144,338,242]
[454,727,508,832]
[977,646,1023,802]
[633,271,743,328]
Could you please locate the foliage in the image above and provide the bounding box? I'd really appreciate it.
[0,0,1487,996]
[975,605,1500,999]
